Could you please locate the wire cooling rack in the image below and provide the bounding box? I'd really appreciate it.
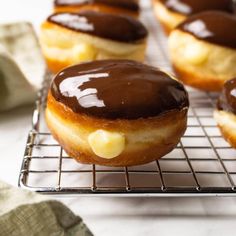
[18,2,236,196]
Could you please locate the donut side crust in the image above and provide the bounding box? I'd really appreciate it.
[46,91,188,166]
[214,110,236,148]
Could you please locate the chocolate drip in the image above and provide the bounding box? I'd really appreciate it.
[54,0,139,11]
[177,11,236,49]
[51,60,189,120]
[48,11,147,43]
[218,78,236,114]
[159,0,234,15]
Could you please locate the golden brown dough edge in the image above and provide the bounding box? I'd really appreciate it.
[46,91,188,166]
[214,110,236,149]
[173,64,225,92]
[152,0,186,35]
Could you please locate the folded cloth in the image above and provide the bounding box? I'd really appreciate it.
[0,22,46,111]
[0,181,93,236]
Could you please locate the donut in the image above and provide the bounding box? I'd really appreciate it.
[40,11,148,73]
[168,11,236,91]
[152,0,235,34]
[54,0,140,18]
[46,60,189,167]
[214,78,236,148]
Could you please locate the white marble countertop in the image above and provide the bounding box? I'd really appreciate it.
[1,1,236,235]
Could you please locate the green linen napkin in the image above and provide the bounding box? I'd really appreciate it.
[0,22,46,111]
[0,181,93,236]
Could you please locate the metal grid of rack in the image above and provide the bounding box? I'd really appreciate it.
[18,4,236,196]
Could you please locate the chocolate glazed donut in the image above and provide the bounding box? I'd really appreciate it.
[152,0,235,34]
[55,0,139,11]
[214,78,236,148]
[54,0,140,17]
[217,78,236,114]
[159,0,234,15]
[168,11,236,91]
[40,11,148,73]
[48,11,147,43]
[46,60,189,166]
[51,60,188,119]
[177,11,236,50]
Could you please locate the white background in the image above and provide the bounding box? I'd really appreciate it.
[1,1,236,235]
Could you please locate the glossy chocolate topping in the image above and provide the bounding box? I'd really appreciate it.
[54,0,139,11]
[218,78,236,114]
[48,11,147,43]
[159,0,234,15]
[51,60,189,120]
[177,11,236,49]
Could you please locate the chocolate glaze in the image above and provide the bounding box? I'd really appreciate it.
[51,60,189,120]
[177,11,236,49]
[55,0,139,11]
[218,78,236,114]
[48,11,147,43]
[159,0,234,15]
